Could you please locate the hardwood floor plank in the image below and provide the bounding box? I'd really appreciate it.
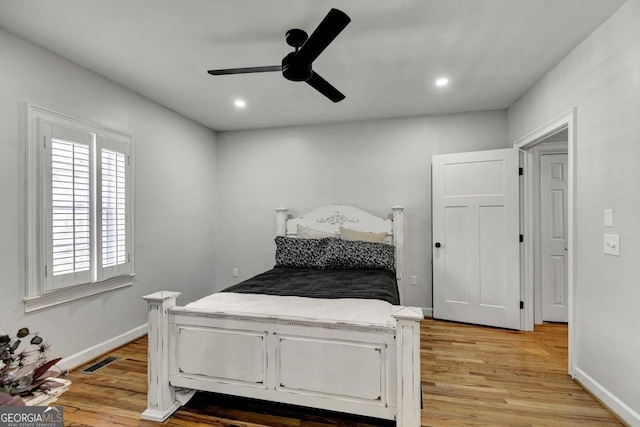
[420,320,621,426]
[54,321,622,426]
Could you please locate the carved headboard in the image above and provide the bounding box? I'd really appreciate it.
[275,205,404,286]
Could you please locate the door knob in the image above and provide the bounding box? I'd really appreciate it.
[435,242,441,248]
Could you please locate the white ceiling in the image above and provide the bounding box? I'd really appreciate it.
[0,0,624,131]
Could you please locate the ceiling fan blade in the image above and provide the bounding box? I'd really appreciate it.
[306,72,345,102]
[207,65,282,76]
[296,8,350,65]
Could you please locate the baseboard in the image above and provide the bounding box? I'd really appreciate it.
[574,367,640,426]
[59,324,147,371]
[422,307,433,318]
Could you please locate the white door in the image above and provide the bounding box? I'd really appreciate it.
[540,153,568,322]
[432,148,521,330]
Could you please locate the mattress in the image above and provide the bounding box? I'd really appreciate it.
[220,267,400,305]
[183,267,401,328]
[184,292,398,327]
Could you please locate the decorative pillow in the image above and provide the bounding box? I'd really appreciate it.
[339,226,388,243]
[274,236,329,269]
[321,238,395,271]
[297,224,338,239]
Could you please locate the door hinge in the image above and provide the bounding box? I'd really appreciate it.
[519,234,524,243]
[520,301,524,310]
[43,135,47,149]
[519,167,523,176]
[44,265,48,277]
[128,253,131,263]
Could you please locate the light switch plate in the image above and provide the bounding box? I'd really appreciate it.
[603,234,620,256]
[604,209,614,227]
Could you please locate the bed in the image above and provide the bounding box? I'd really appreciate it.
[141,205,423,426]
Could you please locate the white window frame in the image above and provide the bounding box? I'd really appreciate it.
[23,104,135,312]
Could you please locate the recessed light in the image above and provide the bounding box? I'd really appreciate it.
[234,99,246,108]
[435,77,449,87]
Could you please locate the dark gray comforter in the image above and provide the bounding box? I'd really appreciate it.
[221,267,400,305]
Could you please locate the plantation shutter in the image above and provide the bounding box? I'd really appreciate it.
[97,135,131,280]
[26,105,135,310]
[45,122,94,290]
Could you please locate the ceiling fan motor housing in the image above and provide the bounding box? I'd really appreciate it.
[282,52,313,82]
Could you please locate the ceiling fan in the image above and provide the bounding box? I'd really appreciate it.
[207,8,351,102]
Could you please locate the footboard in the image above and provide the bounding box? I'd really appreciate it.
[141,292,422,426]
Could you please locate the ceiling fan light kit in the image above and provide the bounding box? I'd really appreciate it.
[207,9,351,102]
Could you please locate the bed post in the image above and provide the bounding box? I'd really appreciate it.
[276,207,288,236]
[142,291,181,422]
[392,206,405,301]
[392,306,423,427]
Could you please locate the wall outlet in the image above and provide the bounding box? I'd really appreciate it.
[410,276,417,286]
[232,268,238,277]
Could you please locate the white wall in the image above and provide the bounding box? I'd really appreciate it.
[216,111,509,309]
[508,0,640,420]
[0,29,218,362]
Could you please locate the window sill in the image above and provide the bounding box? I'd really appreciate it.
[23,275,135,313]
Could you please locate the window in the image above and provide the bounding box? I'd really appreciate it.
[24,105,134,312]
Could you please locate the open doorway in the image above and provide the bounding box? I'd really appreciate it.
[514,108,576,377]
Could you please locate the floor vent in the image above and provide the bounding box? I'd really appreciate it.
[80,356,120,374]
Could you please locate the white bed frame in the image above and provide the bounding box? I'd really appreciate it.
[142,205,423,426]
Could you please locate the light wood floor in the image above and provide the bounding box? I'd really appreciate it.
[56,320,622,426]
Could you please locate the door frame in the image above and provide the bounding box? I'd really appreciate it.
[513,108,577,376]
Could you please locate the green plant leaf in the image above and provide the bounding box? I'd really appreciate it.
[30,335,43,345]
[12,373,34,393]
[16,328,30,338]
[10,340,21,353]
[0,335,10,346]
[20,371,61,393]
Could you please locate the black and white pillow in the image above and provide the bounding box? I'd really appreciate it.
[321,238,395,271]
[274,236,329,269]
